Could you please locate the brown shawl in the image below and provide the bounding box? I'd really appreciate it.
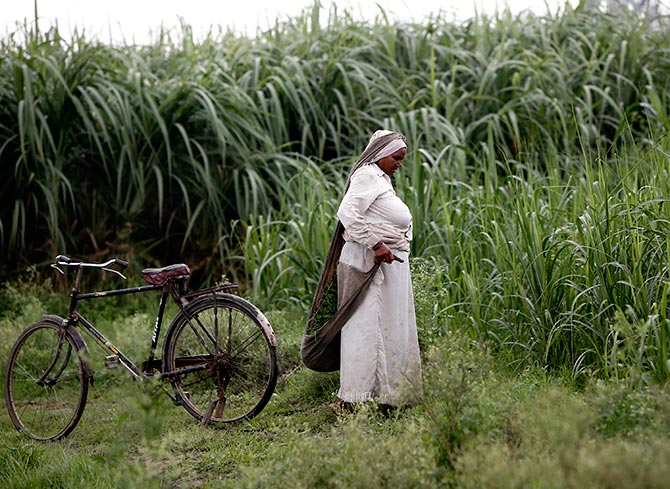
[301,131,407,372]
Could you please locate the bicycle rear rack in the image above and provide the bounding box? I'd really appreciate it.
[180,283,238,301]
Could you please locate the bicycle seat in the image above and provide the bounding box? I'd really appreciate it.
[141,264,191,285]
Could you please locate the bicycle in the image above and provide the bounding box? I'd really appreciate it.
[4,254,279,441]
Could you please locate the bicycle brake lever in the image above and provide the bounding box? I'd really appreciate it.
[102,267,127,280]
[50,264,65,275]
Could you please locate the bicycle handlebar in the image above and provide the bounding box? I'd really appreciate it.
[52,254,128,279]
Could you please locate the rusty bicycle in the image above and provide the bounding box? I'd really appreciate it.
[4,254,278,440]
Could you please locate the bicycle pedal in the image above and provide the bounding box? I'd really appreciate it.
[104,355,119,369]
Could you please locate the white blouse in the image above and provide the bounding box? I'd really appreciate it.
[337,164,412,252]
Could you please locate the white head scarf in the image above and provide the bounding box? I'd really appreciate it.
[364,130,407,162]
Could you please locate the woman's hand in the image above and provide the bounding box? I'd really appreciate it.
[374,242,395,264]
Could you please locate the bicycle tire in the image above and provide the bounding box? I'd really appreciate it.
[163,293,278,424]
[5,319,89,440]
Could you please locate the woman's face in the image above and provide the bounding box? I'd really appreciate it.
[376,147,406,177]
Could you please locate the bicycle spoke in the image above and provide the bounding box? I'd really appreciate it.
[226,306,232,354]
[14,362,41,383]
[229,329,264,359]
[185,315,216,356]
[213,297,219,354]
[44,372,82,385]
[179,372,215,390]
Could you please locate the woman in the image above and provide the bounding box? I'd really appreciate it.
[306,129,422,413]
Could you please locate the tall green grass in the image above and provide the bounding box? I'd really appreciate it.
[247,128,670,381]
[2,4,670,380]
[2,5,669,272]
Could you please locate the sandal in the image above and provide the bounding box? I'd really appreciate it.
[331,397,354,415]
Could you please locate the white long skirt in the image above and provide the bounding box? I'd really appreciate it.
[337,242,422,406]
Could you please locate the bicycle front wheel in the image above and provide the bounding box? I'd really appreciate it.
[5,320,89,440]
[163,294,278,424]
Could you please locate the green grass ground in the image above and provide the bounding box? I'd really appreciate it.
[2,304,670,488]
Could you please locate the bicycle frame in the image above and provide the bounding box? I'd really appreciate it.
[64,262,193,383]
[64,263,239,387]
[70,284,166,381]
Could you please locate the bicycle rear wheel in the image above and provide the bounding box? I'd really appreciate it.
[163,294,278,424]
[5,320,89,440]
